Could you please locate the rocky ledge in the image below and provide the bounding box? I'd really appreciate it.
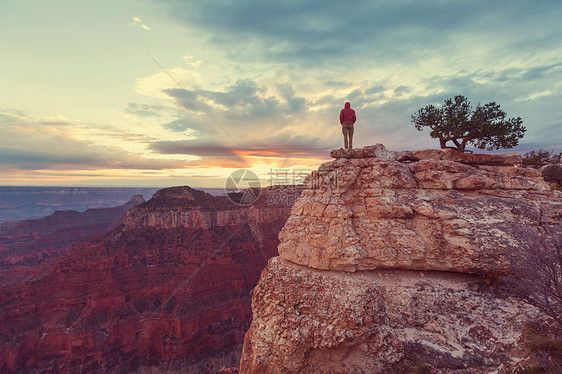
[330,144,525,167]
[240,145,562,373]
[279,145,558,274]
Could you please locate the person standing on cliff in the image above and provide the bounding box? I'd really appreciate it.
[339,101,356,149]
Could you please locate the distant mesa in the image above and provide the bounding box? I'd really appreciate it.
[127,194,146,205]
[0,186,159,223]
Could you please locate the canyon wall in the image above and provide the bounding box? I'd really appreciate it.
[0,186,299,373]
[240,145,562,373]
[0,195,145,286]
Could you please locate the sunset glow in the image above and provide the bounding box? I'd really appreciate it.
[1,0,560,187]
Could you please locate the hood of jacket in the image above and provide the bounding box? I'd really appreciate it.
[344,102,351,109]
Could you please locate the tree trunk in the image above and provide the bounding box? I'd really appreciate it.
[452,139,465,152]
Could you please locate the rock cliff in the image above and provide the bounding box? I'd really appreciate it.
[240,145,562,373]
[0,186,299,373]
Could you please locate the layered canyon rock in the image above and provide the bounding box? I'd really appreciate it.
[0,186,299,373]
[240,145,562,373]
[0,195,146,286]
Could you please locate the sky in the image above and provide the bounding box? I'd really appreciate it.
[1,0,561,188]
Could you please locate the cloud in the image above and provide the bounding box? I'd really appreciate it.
[149,139,253,168]
[129,73,340,156]
[141,59,561,155]
[156,74,531,153]
[134,1,561,157]
[151,139,239,157]
[150,133,333,161]
[158,0,561,68]
[134,67,202,98]
[183,54,204,67]
[0,111,188,171]
[2,0,559,189]
[125,103,168,117]
[162,78,308,127]
[161,118,212,136]
[129,16,151,31]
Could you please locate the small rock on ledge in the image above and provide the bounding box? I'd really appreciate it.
[331,144,522,166]
[330,144,397,160]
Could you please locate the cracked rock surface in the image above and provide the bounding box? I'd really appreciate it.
[240,145,561,374]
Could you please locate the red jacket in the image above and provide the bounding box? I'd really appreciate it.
[339,102,356,125]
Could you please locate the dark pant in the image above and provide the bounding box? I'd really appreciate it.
[342,123,354,149]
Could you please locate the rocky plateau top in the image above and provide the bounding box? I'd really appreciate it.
[280,144,558,275]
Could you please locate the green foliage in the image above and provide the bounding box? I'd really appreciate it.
[542,164,562,185]
[411,95,526,152]
[522,149,554,167]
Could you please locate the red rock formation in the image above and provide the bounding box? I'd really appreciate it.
[0,195,145,285]
[240,145,562,373]
[0,186,299,373]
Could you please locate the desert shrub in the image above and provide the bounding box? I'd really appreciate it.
[521,322,562,360]
[501,222,562,371]
[542,164,562,185]
[523,150,555,168]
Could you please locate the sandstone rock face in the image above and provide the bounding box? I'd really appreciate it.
[279,146,557,274]
[240,145,562,373]
[395,148,524,166]
[241,258,539,373]
[124,189,290,231]
[0,186,299,373]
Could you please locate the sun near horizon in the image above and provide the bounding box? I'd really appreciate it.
[1,0,560,188]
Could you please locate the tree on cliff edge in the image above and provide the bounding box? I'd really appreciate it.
[411,95,526,152]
